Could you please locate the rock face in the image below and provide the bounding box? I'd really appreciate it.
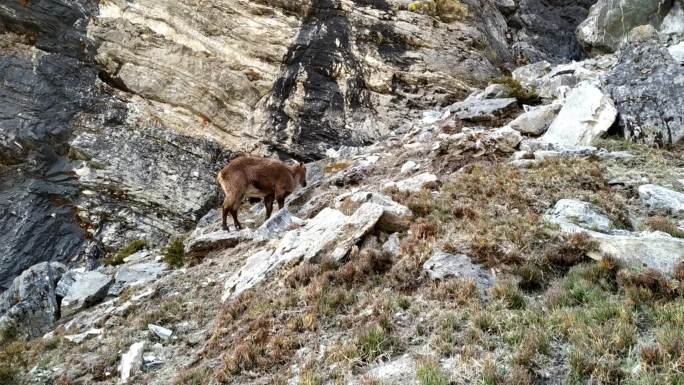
[541,83,617,146]
[577,0,673,53]
[504,0,598,63]
[606,26,684,146]
[0,262,66,340]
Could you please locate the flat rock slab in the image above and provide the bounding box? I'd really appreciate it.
[184,229,254,254]
[223,204,384,301]
[545,199,684,274]
[448,98,517,122]
[108,262,169,296]
[507,103,560,136]
[360,354,418,385]
[61,270,113,318]
[423,252,495,290]
[545,199,614,232]
[638,184,684,214]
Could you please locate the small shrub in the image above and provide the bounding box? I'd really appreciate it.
[490,76,540,105]
[640,344,663,367]
[544,233,597,269]
[417,359,451,385]
[163,238,185,268]
[645,216,684,238]
[173,366,211,385]
[351,324,400,365]
[481,359,503,385]
[103,239,148,266]
[492,282,526,310]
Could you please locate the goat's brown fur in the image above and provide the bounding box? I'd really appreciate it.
[217,156,307,230]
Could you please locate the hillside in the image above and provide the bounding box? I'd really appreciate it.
[1,0,683,384]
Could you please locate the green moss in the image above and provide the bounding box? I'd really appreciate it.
[491,76,541,105]
[103,239,149,266]
[162,238,185,268]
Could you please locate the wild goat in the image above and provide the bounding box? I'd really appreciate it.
[216,156,307,231]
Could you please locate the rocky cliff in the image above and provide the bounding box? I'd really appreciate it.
[1,0,684,384]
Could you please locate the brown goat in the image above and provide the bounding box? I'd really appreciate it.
[217,156,307,231]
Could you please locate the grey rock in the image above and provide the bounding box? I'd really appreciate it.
[382,233,402,256]
[143,353,164,369]
[545,200,684,274]
[108,262,169,297]
[295,191,335,219]
[184,230,254,254]
[223,204,384,301]
[606,26,684,145]
[638,184,684,214]
[329,164,372,187]
[541,83,617,146]
[577,0,673,53]
[447,98,518,123]
[336,191,413,232]
[61,271,114,317]
[507,103,561,135]
[505,0,596,63]
[148,324,173,341]
[545,199,614,232]
[423,252,495,289]
[0,262,66,340]
[254,209,306,241]
[466,84,513,100]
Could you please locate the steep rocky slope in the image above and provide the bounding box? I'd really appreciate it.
[1,0,684,384]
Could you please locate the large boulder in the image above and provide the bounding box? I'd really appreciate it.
[335,191,413,232]
[541,83,617,146]
[0,262,66,340]
[577,0,673,53]
[605,26,684,145]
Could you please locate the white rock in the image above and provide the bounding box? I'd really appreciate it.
[120,341,145,384]
[385,172,438,193]
[64,328,102,344]
[148,324,173,341]
[253,208,305,241]
[545,199,614,232]
[400,160,420,174]
[362,354,418,385]
[639,184,684,214]
[507,103,561,135]
[541,83,617,146]
[669,42,684,64]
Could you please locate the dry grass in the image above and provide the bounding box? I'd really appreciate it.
[644,216,684,238]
